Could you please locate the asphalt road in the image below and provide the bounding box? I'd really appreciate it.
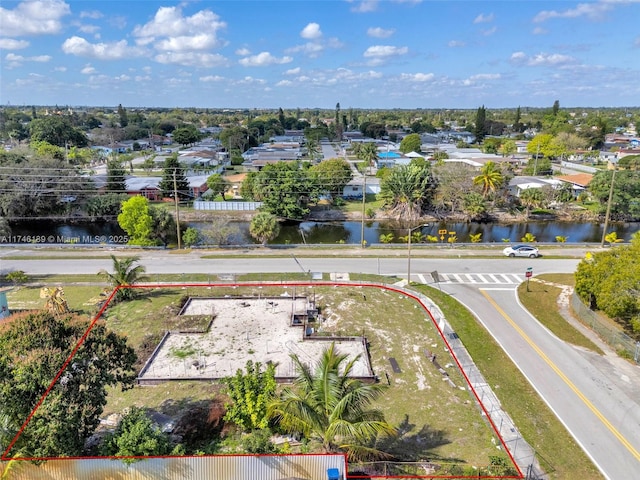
[1,246,638,479]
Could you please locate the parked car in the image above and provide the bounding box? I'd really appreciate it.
[503,245,540,258]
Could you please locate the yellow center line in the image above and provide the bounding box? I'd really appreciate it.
[481,290,640,461]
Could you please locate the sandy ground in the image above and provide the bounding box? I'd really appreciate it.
[139,296,371,381]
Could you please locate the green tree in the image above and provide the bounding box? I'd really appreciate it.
[0,311,136,458]
[526,133,564,160]
[28,116,88,147]
[98,255,147,302]
[117,104,128,128]
[106,160,126,192]
[473,105,486,143]
[359,142,379,173]
[268,343,397,461]
[253,162,313,219]
[86,193,128,217]
[249,212,281,245]
[399,133,422,154]
[378,163,435,221]
[117,196,156,246]
[172,125,200,146]
[588,170,640,219]
[462,192,487,220]
[575,233,640,335]
[499,139,517,157]
[206,173,229,201]
[159,155,190,199]
[473,161,504,198]
[519,188,544,218]
[310,158,353,198]
[222,360,277,431]
[182,227,200,247]
[100,407,177,462]
[150,206,176,246]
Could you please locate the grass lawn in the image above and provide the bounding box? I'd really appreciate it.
[98,284,501,471]
[518,274,603,354]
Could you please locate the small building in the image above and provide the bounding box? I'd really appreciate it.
[342,176,381,198]
[125,176,162,201]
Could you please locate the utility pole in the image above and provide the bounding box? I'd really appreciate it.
[360,175,366,246]
[600,166,616,248]
[173,169,182,249]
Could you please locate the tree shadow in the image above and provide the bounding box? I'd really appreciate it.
[376,415,463,464]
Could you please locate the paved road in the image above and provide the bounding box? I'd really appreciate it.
[2,247,638,479]
[439,282,640,480]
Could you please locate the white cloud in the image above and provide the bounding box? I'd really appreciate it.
[0,0,70,37]
[363,45,409,57]
[448,40,465,47]
[474,13,494,24]
[133,6,226,50]
[81,64,96,74]
[510,51,576,66]
[134,75,151,82]
[275,79,293,87]
[156,33,219,52]
[482,26,497,36]
[0,38,29,49]
[285,67,301,75]
[77,24,100,34]
[463,73,501,84]
[235,76,266,85]
[367,27,395,38]
[62,36,146,60]
[200,75,224,82]
[286,42,324,57]
[301,23,322,40]
[532,1,628,23]
[4,52,51,67]
[53,66,66,72]
[239,51,293,67]
[235,47,251,56]
[349,0,379,13]
[155,51,228,68]
[400,72,435,82]
[532,27,547,35]
[80,10,103,19]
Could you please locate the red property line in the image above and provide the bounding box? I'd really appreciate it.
[2,282,523,479]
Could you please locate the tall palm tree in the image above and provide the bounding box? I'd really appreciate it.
[359,142,379,174]
[98,255,147,302]
[473,161,504,197]
[268,343,397,461]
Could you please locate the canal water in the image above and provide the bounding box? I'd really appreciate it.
[5,219,639,245]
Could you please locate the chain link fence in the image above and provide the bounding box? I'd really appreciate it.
[571,293,640,363]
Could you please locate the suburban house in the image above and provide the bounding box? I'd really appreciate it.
[91,143,129,156]
[556,173,593,197]
[242,144,303,170]
[125,176,161,201]
[342,176,381,198]
[507,176,565,197]
[187,175,210,198]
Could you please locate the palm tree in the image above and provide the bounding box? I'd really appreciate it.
[249,212,281,246]
[359,142,379,174]
[98,255,147,302]
[519,188,544,218]
[268,343,397,461]
[473,161,504,197]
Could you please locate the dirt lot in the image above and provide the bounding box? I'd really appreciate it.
[138,296,371,381]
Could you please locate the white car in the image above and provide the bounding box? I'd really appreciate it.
[503,245,540,258]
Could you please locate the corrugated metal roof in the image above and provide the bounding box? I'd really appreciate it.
[1,454,346,480]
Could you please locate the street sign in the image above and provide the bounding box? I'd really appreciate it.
[525,267,533,278]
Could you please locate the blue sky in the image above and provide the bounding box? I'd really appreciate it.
[1,0,639,109]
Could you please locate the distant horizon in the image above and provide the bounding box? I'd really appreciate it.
[2,1,639,108]
[3,103,640,112]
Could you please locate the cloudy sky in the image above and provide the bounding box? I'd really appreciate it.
[1,0,639,109]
